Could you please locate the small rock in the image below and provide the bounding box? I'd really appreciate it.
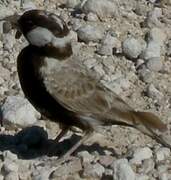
[83,58,97,69]
[82,162,105,178]
[147,84,163,100]
[77,151,94,164]
[82,0,118,19]
[138,68,155,83]
[98,34,120,56]
[22,1,37,10]
[99,155,115,167]
[111,159,136,180]
[85,12,99,22]
[4,172,19,180]
[2,96,40,128]
[146,8,163,28]
[155,148,170,162]
[148,28,167,43]
[65,0,80,8]
[0,66,10,81]
[77,24,104,43]
[146,57,163,72]
[2,161,19,174]
[141,159,155,174]
[130,147,153,165]
[50,158,82,178]
[142,41,161,60]
[3,151,18,161]
[122,37,143,59]
[3,34,15,51]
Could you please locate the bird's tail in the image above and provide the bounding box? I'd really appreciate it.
[132,111,171,148]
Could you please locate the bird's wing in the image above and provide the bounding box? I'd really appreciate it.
[40,63,135,126]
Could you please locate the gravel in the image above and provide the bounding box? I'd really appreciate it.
[77,24,104,43]
[0,0,171,179]
[2,96,40,128]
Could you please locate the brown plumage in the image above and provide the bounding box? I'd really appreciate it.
[14,9,171,163]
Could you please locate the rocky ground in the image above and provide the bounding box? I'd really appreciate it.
[0,0,171,179]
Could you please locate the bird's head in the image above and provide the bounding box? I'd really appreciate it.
[17,10,70,47]
[15,9,73,59]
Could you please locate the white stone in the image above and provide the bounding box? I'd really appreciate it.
[2,96,40,128]
[149,28,167,44]
[98,34,120,56]
[2,161,19,174]
[77,151,94,163]
[3,151,18,161]
[112,159,136,180]
[146,57,163,72]
[77,24,104,43]
[142,41,161,60]
[82,163,105,178]
[82,0,118,18]
[155,148,170,162]
[122,37,143,59]
[130,147,153,165]
[147,84,163,100]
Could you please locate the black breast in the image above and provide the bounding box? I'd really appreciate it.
[17,45,84,129]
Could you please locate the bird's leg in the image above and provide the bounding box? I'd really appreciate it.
[54,126,69,142]
[56,130,93,164]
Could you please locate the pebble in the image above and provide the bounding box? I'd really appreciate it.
[3,151,18,161]
[50,158,82,178]
[146,8,163,28]
[2,160,19,174]
[82,162,105,178]
[22,1,37,10]
[146,57,163,72]
[111,159,136,180]
[2,34,15,51]
[99,155,115,167]
[130,147,153,165]
[141,159,155,174]
[77,24,104,43]
[142,28,166,60]
[148,28,167,44]
[155,148,170,162]
[138,68,155,83]
[146,84,163,100]
[85,12,99,22]
[82,0,118,19]
[122,37,143,59]
[98,33,120,56]
[77,151,94,164]
[2,96,40,128]
[142,41,161,60]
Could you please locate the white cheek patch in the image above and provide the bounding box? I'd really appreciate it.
[27,27,53,47]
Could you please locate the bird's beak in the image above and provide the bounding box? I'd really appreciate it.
[0,13,22,39]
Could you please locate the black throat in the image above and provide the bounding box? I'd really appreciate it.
[39,42,73,60]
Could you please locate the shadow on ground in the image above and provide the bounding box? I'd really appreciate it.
[0,126,117,160]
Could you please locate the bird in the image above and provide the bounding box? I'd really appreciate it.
[12,9,171,163]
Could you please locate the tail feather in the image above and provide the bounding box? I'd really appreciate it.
[132,111,171,148]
